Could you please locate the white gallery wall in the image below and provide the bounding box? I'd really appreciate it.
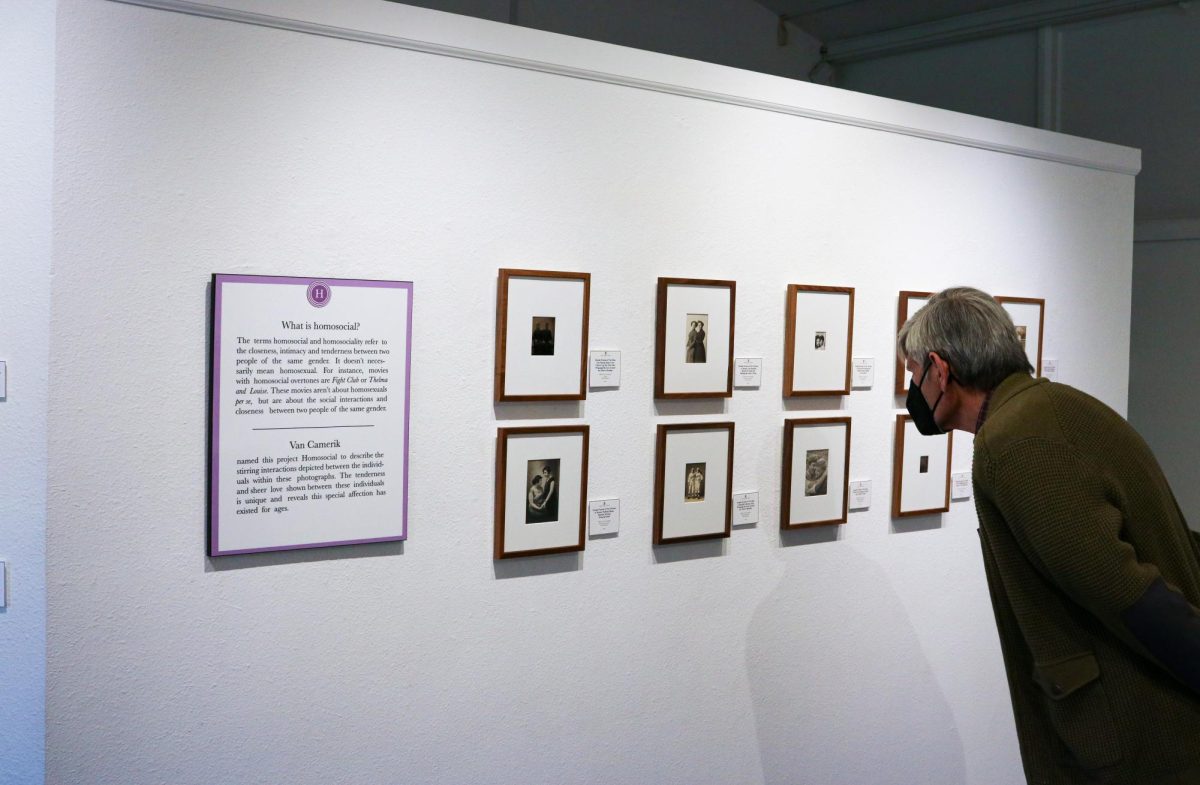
[47,2,1137,783]
[0,1,54,783]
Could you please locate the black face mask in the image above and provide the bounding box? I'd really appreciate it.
[906,358,946,436]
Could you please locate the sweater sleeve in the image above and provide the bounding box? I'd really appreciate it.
[985,437,1200,694]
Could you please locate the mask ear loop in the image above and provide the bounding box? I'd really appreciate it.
[921,355,958,391]
[920,356,947,420]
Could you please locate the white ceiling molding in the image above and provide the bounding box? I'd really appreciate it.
[106,0,1140,176]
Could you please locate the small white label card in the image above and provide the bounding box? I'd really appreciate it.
[734,357,763,388]
[849,479,871,510]
[851,357,874,388]
[952,472,972,500]
[588,498,620,535]
[589,350,621,388]
[1041,358,1058,381]
[733,491,759,526]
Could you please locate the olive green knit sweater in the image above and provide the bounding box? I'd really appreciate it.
[974,373,1200,784]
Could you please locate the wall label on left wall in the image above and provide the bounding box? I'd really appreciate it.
[208,273,413,556]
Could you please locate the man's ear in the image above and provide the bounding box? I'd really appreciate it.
[928,352,951,391]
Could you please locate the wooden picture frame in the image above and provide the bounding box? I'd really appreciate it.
[891,414,952,518]
[495,269,590,402]
[654,277,735,399]
[653,422,734,544]
[894,290,933,395]
[495,424,589,559]
[996,296,1045,377]
[781,417,851,529]
[783,284,855,397]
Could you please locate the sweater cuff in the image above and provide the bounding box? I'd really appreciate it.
[1121,577,1200,696]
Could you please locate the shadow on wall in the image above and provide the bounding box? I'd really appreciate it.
[746,546,967,785]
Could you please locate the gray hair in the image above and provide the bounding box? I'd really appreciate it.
[897,287,1033,390]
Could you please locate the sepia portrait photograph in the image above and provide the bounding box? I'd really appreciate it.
[531,316,556,356]
[814,331,826,351]
[495,424,589,559]
[525,458,560,524]
[781,417,850,529]
[653,421,734,543]
[1014,324,1027,349]
[684,462,706,502]
[804,448,828,496]
[654,278,735,399]
[685,313,708,364]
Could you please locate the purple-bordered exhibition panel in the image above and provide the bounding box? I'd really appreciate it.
[209,273,413,556]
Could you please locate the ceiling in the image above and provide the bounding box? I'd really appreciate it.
[753,0,1181,63]
[753,0,1033,42]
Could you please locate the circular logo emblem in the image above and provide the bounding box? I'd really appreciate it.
[307,280,331,308]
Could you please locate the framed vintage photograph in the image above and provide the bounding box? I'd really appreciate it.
[495,425,589,559]
[996,296,1045,376]
[654,278,735,399]
[891,414,952,518]
[653,422,734,544]
[208,274,413,556]
[781,417,851,528]
[495,269,590,402]
[783,285,855,396]
[894,290,933,394]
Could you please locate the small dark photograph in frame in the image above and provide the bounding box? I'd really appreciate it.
[525,458,560,523]
[892,413,953,518]
[531,317,556,356]
[494,269,590,402]
[814,331,826,351]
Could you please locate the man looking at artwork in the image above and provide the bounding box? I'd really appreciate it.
[898,287,1200,784]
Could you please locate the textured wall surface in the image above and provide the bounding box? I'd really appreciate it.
[46,2,1135,784]
[0,2,53,784]
[1130,235,1200,529]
